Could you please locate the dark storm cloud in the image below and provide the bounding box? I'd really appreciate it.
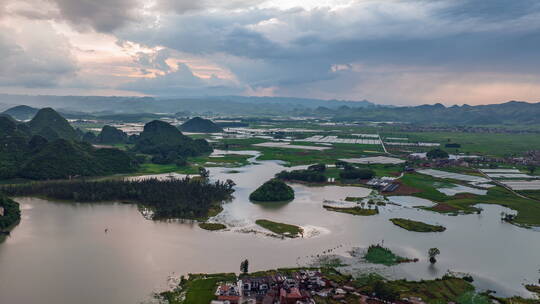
[117,0,540,94]
[49,0,142,32]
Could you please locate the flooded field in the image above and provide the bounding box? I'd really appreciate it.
[0,155,539,304]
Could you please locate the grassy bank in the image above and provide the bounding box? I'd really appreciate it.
[364,244,414,266]
[135,153,252,176]
[255,219,303,238]
[160,273,236,304]
[324,206,378,216]
[390,218,446,232]
[159,267,511,304]
[399,173,540,227]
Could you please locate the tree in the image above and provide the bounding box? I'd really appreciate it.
[428,248,440,264]
[426,148,449,159]
[198,167,210,180]
[225,179,236,191]
[528,165,537,175]
[240,259,249,274]
[307,163,326,172]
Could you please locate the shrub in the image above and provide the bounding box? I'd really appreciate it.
[426,148,449,159]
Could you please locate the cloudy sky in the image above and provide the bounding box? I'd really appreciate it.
[1,0,539,105]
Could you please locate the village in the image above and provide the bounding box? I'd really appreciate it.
[210,269,430,304]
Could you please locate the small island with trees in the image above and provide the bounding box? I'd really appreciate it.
[198,222,227,231]
[390,218,446,232]
[364,244,418,266]
[249,179,295,202]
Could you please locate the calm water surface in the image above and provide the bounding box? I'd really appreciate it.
[0,155,539,303]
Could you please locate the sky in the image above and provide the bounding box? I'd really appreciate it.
[1,0,540,105]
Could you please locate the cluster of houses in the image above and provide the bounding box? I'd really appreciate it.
[366,177,400,193]
[210,270,429,304]
[211,270,325,304]
[407,149,540,169]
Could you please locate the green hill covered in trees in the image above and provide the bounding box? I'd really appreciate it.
[0,110,137,180]
[96,125,128,144]
[179,117,223,133]
[27,108,78,140]
[134,120,212,164]
[250,179,295,202]
[2,105,39,121]
[19,140,137,179]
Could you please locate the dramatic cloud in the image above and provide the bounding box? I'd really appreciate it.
[0,23,77,87]
[120,62,243,96]
[2,0,540,104]
[155,0,265,14]
[49,0,144,32]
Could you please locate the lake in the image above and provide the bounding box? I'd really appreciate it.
[0,156,539,303]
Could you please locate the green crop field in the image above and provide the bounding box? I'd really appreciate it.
[399,173,540,227]
[381,131,540,156]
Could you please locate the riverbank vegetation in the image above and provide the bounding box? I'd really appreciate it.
[255,219,303,238]
[0,195,21,241]
[276,168,327,183]
[249,179,294,202]
[364,244,415,266]
[525,284,540,295]
[390,218,446,232]
[0,178,235,220]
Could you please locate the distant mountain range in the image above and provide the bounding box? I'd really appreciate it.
[1,94,540,125]
[2,105,39,121]
[320,101,540,125]
[0,94,375,116]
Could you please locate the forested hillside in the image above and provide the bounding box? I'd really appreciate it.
[134,120,212,165]
[180,117,223,133]
[0,110,137,180]
[27,108,78,140]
